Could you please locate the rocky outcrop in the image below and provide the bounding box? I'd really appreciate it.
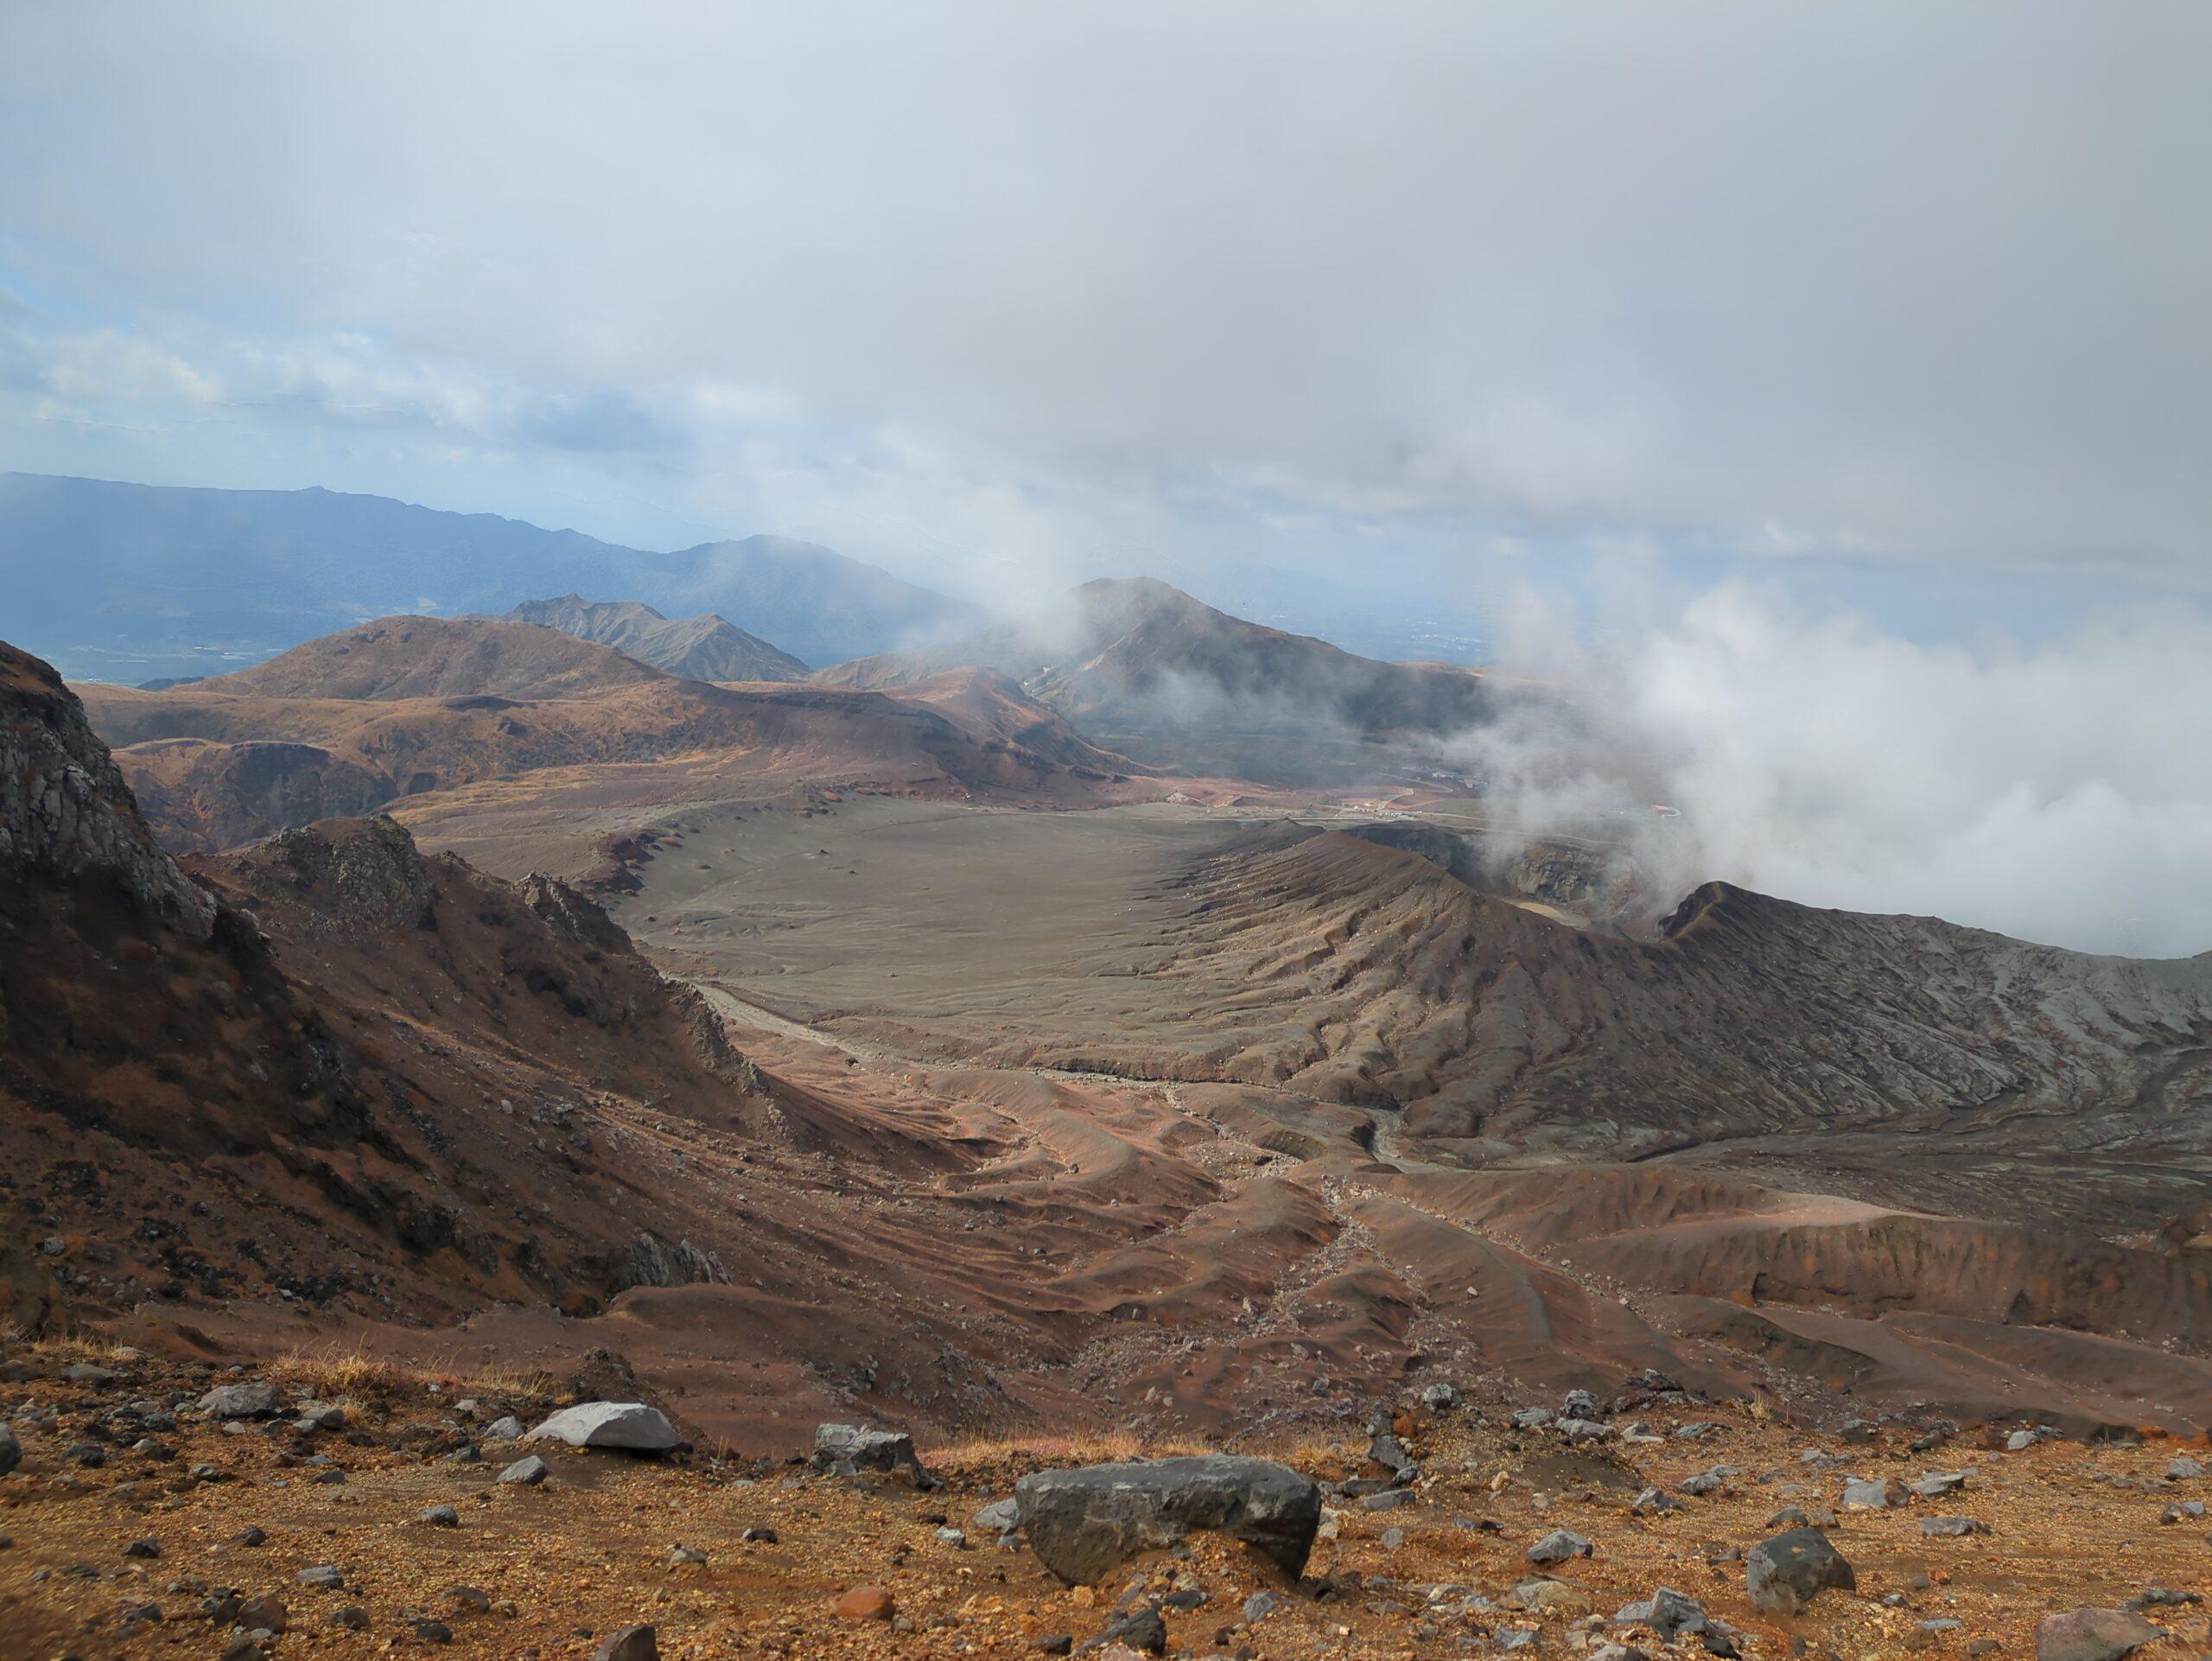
[0,643,214,932]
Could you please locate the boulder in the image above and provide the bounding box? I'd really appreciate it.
[1014,1456,1322,1585]
[811,1423,925,1480]
[529,1403,682,1454]
[2034,1610,2162,1661]
[1745,1528,1855,1616]
[200,1382,281,1419]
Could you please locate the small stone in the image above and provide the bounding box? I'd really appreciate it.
[296,1564,343,1589]
[1631,1486,1678,1515]
[498,1454,550,1486]
[1745,1529,1855,1616]
[329,1606,370,1631]
[1421,1384,1459,1411]
[1034,1637,1074,1656]
[482,1416,524,1441]
[233,1526,268,1547]
[2034,1609,2162,1661]
[1243,1591,1281,1622]
[2164,1456,2204,1481]
[124,1537,162,1559]
[1614,1587,1709,1639]
[420,1505,461,1528]
[411,1619,453,1644]
[740,1526,779,1543]
[592,1626,658,1661]
[199,1383,281,1419]
[1094,1607,1167,1654]
[1528,1529,1593,1567]
[1922,1516,1991,1537]
[668,1545,707,1566]
[835,1587,896,1621]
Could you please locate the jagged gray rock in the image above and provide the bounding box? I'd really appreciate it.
[811,1424,926,1480]
[200,1383,281,1419]
[1014,1456,1321,1585]
[1745,1528,1855,1615]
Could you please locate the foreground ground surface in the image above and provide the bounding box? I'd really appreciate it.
[7,1344,2210,1661]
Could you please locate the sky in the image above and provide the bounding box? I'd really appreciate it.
[3,3,2209,951]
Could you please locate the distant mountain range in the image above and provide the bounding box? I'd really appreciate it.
[505,594,809,682]
[0,472,978,681]
[822,576,1491,782]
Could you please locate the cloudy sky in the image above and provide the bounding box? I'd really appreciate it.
[3,3,2209,949]
[5,3,2207,614]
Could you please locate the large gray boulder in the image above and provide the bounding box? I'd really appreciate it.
[1745,1527,1855,1616]
[200,1381,281,1419]
[811,1423,926,1480]
[1014,1456,1322,1585]
[528,1402,682,1453]
[2035,1610,2163,1661]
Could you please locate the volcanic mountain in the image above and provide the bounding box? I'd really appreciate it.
[505,593,810,682]
[74,615,1143,856]
[816,576,1491,782]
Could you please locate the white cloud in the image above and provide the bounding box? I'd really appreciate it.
[1459,582,2212,956]
[2,1,2206,585]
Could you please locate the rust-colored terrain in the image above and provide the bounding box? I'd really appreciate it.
[7,602,2212,1658]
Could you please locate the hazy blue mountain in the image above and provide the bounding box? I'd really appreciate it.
[0,473,978,681]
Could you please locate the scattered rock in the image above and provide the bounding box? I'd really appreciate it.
[124,1537,162,1558]
[199,1383,280,1419]
[1910,1471,1971,1499]
[1528,1529,1593,1567]
[530,1403,682,1454]
[1631,1486,1678,1516]
[834,1586,896,1621]
[1421,1384,1459,1411]
[1745,1528,1855,1616]
[812,1423,927,1480]
[2164,1457,2203,1481]
[1090,1606,1167,1654]
[591,1623,658,1661]
[1840,1477,1908,1511]
[498,1454,550,1486]
[420,1505,461,1528]
[1922,1516,1991,1537]
[1615,1588,1711,1640]
[482,1416,524,1441]
[1243,1591,1281,1622]
[296,1564,343,1589]
[1015,1455,1322,1585]
[2034,1609,2163,1661]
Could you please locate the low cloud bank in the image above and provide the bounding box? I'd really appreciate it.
[1455,582,2212,958]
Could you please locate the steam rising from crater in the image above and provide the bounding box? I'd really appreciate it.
[1453,583,2212,958]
